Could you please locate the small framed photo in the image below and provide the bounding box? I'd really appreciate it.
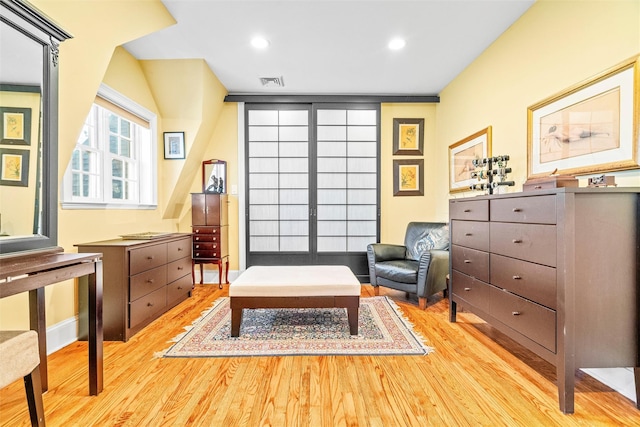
[163,131,185,159]
[0,148,29,187]
[393,118,424,155]
[448,127,492,193]
[393,159,424,196]
[0,107,32,145]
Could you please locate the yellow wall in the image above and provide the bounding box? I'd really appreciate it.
[434,0,640,207]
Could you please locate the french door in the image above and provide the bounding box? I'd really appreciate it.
[245,103,379,280]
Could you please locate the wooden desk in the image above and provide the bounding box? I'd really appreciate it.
[0,249,103,396]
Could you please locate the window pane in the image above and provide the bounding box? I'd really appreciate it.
[81,151,93,173]
[72,173,80,196]
[121,139,130,157]
[108,114,118,133]
[109,135,118,154]
[82,175,90,197]
[112,179,123,199]
[72,150,79,170]
[112,159,123,177]
[121,120,130,138]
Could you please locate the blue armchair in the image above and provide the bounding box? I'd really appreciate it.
[367,222,450,309]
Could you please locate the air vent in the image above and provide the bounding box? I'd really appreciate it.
[259,76,285,87]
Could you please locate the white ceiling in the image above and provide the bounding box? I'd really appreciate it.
[123,0,535,96]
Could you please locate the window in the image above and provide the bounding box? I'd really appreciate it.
[62,84,157,209]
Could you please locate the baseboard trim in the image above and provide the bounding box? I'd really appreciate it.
[46,315,78,354]
[581,368,637,403]
[203,269,239,284]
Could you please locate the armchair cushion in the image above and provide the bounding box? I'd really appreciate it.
[375,259,419,284]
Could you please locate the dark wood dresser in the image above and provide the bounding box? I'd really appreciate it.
[449,188,639,414]
[76,233,193,341]
[191,193,229,286]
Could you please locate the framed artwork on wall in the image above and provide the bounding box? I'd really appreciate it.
[393,159,424,196]
[163,131,185,159]
[0,107,31,145]
[527,55,639,179]
[393,118,424,155]
[448,126,492,193]
[0,148,29,186]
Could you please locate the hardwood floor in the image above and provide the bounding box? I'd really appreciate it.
[1,284,638,426]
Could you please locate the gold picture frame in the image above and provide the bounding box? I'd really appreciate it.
[393,159,424,196]
[393,118,424,155]
[448,127,492,193]
[527,55,639,179]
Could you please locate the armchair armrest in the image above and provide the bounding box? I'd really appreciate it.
[417,249,450,298]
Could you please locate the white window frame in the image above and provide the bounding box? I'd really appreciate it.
[62,84,158,209]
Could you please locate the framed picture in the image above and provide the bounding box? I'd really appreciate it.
[448,126,492,193]
[0,107,32,145]
[528,55,639,179]
[0,148,29,187]
[393,159,424,196]
[393,118,424,155]
[163,131,185,159]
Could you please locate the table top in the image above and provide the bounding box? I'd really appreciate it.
[0,250,102,282]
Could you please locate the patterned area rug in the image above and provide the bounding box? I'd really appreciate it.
[158,296,433,357]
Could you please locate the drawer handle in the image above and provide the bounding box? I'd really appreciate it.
[213,230,218,234]
[512,208,522,212]
[534,185,542,189]
[463,209,471,213]
[512,275,521,280]
[512,311,521,316]
[195,237,200,241]
[146,279,154,283]
[147,302,154,307]
[464,287,471,291]
[177,286,183,290]
[464,233,472,236]
[195,244,200,248]
[463,259,471,264]
[213,237,218,241]
[178,247,183,251]
[147,256,154,260]
[195,253,200,257]
[194,229,200,233]
[178,266,183,270]
[512,239,522,244]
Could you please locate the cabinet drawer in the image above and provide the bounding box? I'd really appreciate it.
[168,238,191,262]
[129,286,166,329]
[490,195,556,224]
[490,286,556,352]
[451,270,491,311]
[451,245,489,282]
[490,222,557,267]
[130,243,167,275]
[490,254,557,309]
[167,274,193,304]
[130,265,166,301]
[193,242,220,251]
[193,250,223,259]
[450,199,488,221]
[451,220,489,251]
[167,256,191,283]
[192,234,221,243]
[193,226,220,236]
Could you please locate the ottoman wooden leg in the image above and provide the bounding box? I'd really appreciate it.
[347,307,359,335]
[231,308,242,337]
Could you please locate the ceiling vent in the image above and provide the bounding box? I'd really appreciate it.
[259,76,285,87]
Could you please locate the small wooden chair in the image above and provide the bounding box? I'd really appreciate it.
[0,331,45,426]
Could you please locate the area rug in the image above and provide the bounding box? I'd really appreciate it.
[158,296,433,357]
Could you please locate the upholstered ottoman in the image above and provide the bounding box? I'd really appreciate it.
[229,265,361,337]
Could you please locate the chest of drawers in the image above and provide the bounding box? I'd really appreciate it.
[77,233,193,341]
[191,193,229,285]
[449,188,639,414]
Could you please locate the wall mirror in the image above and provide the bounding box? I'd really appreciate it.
[202,159,227,194]
[0,0,71,255]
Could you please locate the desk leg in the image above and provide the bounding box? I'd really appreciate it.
[29,288,47,392]
[225,258,229,284]
[217,260,223,289]
[88,260,104,396]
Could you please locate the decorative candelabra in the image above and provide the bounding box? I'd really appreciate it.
[470,155,515,194]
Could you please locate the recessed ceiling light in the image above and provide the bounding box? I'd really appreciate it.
[388,38,406,50]
[251,37,270,49]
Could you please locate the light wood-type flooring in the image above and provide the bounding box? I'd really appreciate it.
[1,283,638,426]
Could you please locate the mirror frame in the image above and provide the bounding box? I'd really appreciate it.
[0,0,71,255]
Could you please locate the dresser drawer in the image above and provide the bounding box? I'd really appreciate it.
[490,254,557,309]
[193,242,221,252]
[130,243,167,275]
[193,250,223,259]
[192,226,220,235]
[450,199,489,221]
[167,256,191,283]
[167,274,193,304]
[192,233,221,243]
[490,195,556,224]
[129,265,166,301]
[490,222,557,267]
[129,286,166,328]
[168,237,191,262]
[451,271,491,312]
[452,245,489,282]
[451,220,489,251]
[490,286,556,352]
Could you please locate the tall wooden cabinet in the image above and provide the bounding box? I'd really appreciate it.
[449,188,639,414]
[191,193,229,285]
[76,233,193,341]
